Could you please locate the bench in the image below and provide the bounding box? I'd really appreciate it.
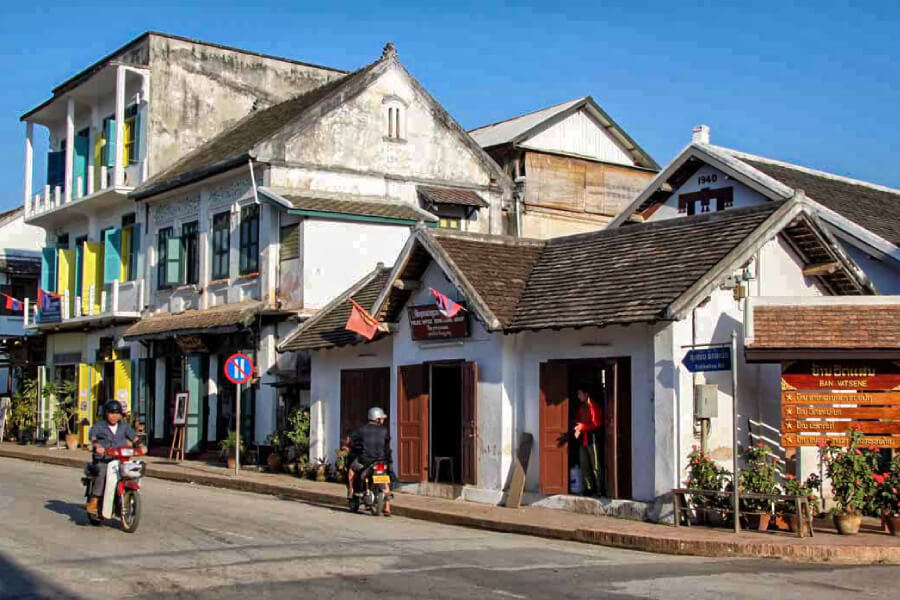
[672,488,814,538]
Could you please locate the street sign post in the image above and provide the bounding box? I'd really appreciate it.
[224,353,254,476]
[682,347,732,372]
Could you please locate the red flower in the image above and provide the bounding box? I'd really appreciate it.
[855,449,862,455]
[692,445,697,451]
[855,479,861,486]
[758,443,765,448]
[692,458,699,465]
[893,488,898,495]
[873,473,885,484]
[816,439,826,448]
[786,474,795,481]
[868,445,878,452]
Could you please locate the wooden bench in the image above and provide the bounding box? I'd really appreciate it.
[672,488,814,538]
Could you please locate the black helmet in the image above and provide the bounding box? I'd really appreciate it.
[104,400,123,415]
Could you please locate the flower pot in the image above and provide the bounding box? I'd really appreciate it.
[64,434,79,451]
[787,514,812,536]
[226,456,236,470]
[746,513,772,532]
[285,462,298,475]
[266,453,283,472]
[885,515,900,537]
[833,511,862,535]
[703,508,726,527]
[315,465,327,482]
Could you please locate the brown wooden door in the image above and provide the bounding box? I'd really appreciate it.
[461,361,478,485]
[604,361,618,499]
[539,361,569,495]
[615,358,632,499]
[397,364,429,482]
[340,368,390,442]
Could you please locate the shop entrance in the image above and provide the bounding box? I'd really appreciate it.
[539,358,632,499]
[397,361,477,485]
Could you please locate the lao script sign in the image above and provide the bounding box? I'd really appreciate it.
[682,347,731,372]
[408,304,469,341]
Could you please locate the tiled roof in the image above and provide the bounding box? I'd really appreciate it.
[278,267,392,351]
[508,203,783,331]
[123,301,263,339]
[749,304,900,350]
[277,190,436,222]
[740,158,900,246]
[418,186,488,208]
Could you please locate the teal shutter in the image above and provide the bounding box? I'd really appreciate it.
[41,248,57,292]
[103,228,122,284]
[133,109,142,163]
[165,236,182,286]
[104,119,117,167]
[73,133,89,197]
[46,151,65,188]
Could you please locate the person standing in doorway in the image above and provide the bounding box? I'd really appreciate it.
[573,385,604,497]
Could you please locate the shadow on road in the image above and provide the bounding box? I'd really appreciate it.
[44,499,92,527]
[0,553,83,600]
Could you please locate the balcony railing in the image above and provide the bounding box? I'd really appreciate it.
[23,278,143,329]
[25,164,125,219]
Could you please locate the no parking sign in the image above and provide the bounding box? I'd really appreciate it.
[224,353,254,385]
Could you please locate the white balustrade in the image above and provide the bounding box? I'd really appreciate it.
[43,185,50,209]
[100,166,107,190]
[99,288,107,314]
[62,290,70,320]
[54,185,61,207]
[23,298,30,327]
[76,177,83,199]
[75,296,82,318]
[111,279,120,313]
[88,285,96,316]
[87,165,94,195]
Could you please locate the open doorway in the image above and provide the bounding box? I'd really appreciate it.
[430,364,463,483]
[539,358,632,499]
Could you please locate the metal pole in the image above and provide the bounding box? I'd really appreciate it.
[731,330,740,533]
[235,381,241,476]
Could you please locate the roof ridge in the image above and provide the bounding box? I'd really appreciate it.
[712,144,900,197]
[430,229,546,247]
[467,97,586,134]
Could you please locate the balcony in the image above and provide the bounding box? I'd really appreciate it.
[24,165,134,229]
[24,278,143,332]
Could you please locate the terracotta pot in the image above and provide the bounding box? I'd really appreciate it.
[885,514,900,537]
[787,513,812,536]
[315,465,327,482]
[226,456,236,469]
[267,453,283,472]
[704,508,726,527]
[833,511,862,535]
[746,513,772,532]
[65,434,79,451]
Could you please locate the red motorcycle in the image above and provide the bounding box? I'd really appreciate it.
[82,446,146,533]
[349,461,391,516]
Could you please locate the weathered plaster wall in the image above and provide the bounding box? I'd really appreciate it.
[148,35,343,176]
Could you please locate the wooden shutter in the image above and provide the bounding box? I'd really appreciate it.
[114,359,132,414]
[40,247,57,292]
[103,228,121,284]
[280,224,299,262]
[539,361,569,495]
[81,242,103,314]
[133,109,142,163]
[104,119,117,167]
[461,361,478,486]
[165,236,182,286]
[397,364,428,482]
[57,249,76,315]
[604,362,618,499]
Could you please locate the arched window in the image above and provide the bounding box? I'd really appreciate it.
[383,97,406,141]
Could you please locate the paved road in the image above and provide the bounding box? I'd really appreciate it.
[0,457,897,599]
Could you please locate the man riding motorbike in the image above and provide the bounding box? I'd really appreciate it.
[347,407,392,516]
[85,400,144,517]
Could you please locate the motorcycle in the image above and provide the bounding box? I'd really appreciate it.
[82,446,146,533]
[348,460,391,516]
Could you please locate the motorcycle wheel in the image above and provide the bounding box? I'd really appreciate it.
[120,490,141,534]
[373,491,385,516]
[349,497,360,513]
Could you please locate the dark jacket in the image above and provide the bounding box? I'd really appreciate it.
[88,421,136,460]
[350,422,391,465]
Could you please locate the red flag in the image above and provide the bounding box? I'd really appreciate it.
[345,299,379,340]
[430,288,466,318]
[1,293,23,313]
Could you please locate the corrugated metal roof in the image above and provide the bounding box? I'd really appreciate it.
[468,97,585,148]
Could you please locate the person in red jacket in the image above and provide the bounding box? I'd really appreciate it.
[573,385,604,497]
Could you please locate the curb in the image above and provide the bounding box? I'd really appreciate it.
[3,448,898,564]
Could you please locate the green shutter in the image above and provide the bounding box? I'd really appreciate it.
[165,236,182,286]
[130,226,141,282]
[41,248,58,292]
[104,119,117,167]
[103,228,121,284]
[133,109,142,163]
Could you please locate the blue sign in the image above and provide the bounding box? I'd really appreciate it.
[224,353,254,385]
[682,347,732,372]
[37,293,61,324]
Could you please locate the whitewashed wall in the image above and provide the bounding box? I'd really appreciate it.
[840,242,900,294]
[520,108,635,166]
[649,165,769,221]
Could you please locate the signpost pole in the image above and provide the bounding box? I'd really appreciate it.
[731,330,740,534]
[235,381,241,477]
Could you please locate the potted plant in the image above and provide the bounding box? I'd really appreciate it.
[220,430,244,469]
[781,472,821,536]
[738,443,781,531]
[818,428,878,535]
[872,455,900,536]
[266,430,285,472]
[334,444,350,484]
[284,408,310,474]
[45,380,78,450]
[684,445,729,524]
[9,378,39,443]
[313,457,329,482]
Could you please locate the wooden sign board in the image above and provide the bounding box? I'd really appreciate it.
[783,419,900,435]
[782,391,900,405]
[783,434,900,449]
[782,405,900,419]
[505,432,533,509]
[781,360,900,391]
[408,304,469,341]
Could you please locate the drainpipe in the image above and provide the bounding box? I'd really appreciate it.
[248,158,260,204]
[514,177,525,237]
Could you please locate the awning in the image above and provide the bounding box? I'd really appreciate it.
[122,301,263,341]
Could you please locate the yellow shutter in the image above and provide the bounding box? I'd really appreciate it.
[77,363,93,445]
[114,360,132,414]
[122,118,134,166]
[81,242,104,315]
[57,249,76,315]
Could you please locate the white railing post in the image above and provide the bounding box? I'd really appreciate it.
[76,176,83,199]
[100,288,107,314]
[23,298,30,326]
[33,194,40,215]
[100,166,108,190]
[87,165,94,195]
[111,280,119,314]
[54,186,61,207]
[43,185,50,210]
[75,296,82,318]
[62,290,69,320]
[23,122,33,213]
[89,285,95,316]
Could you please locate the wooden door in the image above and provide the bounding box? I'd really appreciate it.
[604,361,618,499]
[539,362,569,495]
[340,368,390,442]
[397,364,429,482]
[616,358,632,499]
[461,361,478,485]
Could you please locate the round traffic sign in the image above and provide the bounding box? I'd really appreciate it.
[224,353,254,385]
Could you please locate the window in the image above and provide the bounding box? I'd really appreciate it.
[280,224,299,262]
[438,217,460,230]
[157,227,173,289]
[239,204,259,275]
[182,221,199,285]
[0,277,36,316]
[212,212,230,280]
[123,104,139,165]
[384,98,406,140]
[56,234,69,248]
[120,213,137,281]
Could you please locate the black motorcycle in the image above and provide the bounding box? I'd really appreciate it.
[349,461,391,516]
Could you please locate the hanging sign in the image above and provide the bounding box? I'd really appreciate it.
[408,304,469,341]
[176,335,208,354]
[682,347,731,372]
[783,434,900,449]
[781,360,900,391]
[224,353,254,385]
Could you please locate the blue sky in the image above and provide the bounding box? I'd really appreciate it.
[1,1,898,213]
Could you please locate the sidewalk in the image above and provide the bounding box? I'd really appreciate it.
[2,443,898,564]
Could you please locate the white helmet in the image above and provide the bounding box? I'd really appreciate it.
[368,407,387,422]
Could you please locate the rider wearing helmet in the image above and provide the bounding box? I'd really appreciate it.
[85,400,143,516]
[347,407,392,515]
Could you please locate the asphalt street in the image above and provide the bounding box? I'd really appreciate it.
[0,457,897,599]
